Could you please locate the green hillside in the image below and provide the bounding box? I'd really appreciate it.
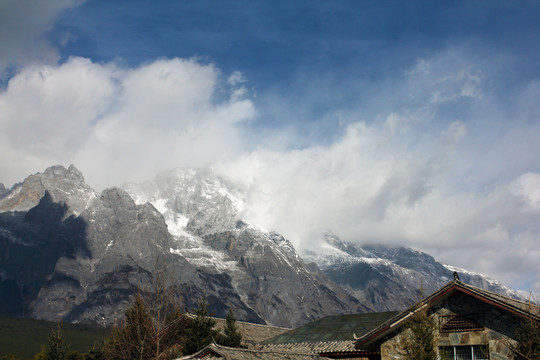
[0,316,108,359]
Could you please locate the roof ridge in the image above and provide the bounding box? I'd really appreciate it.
[458,281,537,305]
[212,316,291,330]
[456,281,540,313]
[208,343,321,355]
[264,339,355,345]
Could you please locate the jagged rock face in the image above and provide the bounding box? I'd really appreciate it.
[0,192,87,317]
[0,165,95,214]
[202,229,368,327]
[0,166,363,327]
[0,166,263,326]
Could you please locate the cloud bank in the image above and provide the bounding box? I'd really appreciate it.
[1,49,539,292]
[216,50,540,293]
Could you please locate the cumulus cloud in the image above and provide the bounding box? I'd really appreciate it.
[217,122,439,247]
[0,57,255,188]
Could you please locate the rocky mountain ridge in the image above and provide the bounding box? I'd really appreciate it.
[0,165,523,328]
[304,233,520,312]
[0,166,364,327]
[123,168,368,326]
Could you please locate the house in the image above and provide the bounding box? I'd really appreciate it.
[354,277,540,359]
[177,311,398,359]
[177,277,538,359]
[260,312,399,359]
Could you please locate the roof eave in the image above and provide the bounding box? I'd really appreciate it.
[355,279,539,349]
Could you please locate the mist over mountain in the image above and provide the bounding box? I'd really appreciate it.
[305,233,520,312]
[0,165,523,327]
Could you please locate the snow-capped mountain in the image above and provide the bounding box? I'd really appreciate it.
[304,232,523,311]
[0,166,364,327]
[123,168,367,327]
[0,165,524,328]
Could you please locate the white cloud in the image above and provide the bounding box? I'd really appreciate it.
[511,172,540,212]
[216,120,540,291]
[217,121,438,248]
[0,57,255,189]
[212,51,540,292]
[0,58,118,155]
[400,49,485,108]
[228,71,246,86]
[442,121,467,142]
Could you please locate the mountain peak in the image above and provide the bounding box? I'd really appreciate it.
[42,164,85,182]
[0,164,95,214]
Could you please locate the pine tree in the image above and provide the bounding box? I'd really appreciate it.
[399,303,438,360]
[184,298,218,354]
[45,323,69,360]
[221,309,242,348]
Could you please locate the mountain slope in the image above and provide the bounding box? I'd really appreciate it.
[124,168,368,327]
[0,166,263,326]
[304,233,522,311]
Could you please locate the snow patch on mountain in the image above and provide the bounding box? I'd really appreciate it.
[443,264,519,298]
[170,243,239,274]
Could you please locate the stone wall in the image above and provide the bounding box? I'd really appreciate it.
[379,292,521,359]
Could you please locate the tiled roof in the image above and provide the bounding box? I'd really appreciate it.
[258,339,356,353]
[262,311,398,344]
[355,279,540,349]
[176,343,323,359]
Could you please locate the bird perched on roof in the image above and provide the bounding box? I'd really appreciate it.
[453,272,460,281]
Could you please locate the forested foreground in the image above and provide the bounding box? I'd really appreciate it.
[0,292,243,360]
[0,316,107,360]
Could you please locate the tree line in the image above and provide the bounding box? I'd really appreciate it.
[6,289,243,360]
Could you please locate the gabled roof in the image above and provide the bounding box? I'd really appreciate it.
[176,343,323,359]
[262,311,398,345]
[355,279,540,349]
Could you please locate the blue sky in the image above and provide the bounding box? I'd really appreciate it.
[50,1,540,138]
[1,0,540,293]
